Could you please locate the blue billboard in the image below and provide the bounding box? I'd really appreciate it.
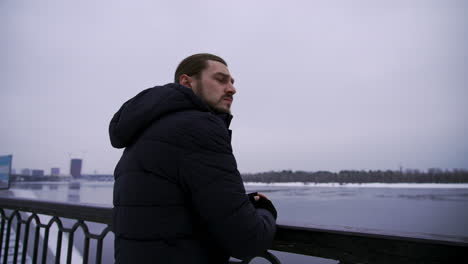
[0,155,12,189]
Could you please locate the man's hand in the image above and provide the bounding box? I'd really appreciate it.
[247,192,277,220]
[252,192,269,201]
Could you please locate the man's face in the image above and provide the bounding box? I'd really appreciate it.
[191,60,236,114]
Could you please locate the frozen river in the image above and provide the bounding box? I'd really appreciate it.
[1,181,467,263]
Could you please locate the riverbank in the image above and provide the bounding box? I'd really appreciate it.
[244,182,468,188]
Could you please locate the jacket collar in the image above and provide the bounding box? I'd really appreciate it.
[214,112,233,129]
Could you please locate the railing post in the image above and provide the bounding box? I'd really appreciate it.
[81,220,90,264]
[54,217,64,264]
[0,210,5,261]
[2,211,14,264]
[20,216,32,264]
[66,231,74,264]
[42,224,50,263]
[12,214,22,264]
[32,223,40,263]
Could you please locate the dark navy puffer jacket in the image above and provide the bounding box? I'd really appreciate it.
[109,83,276,264]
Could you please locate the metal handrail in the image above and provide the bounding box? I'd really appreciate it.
[273,224,468,264]
[0,197,112,264]
[0,197,467,264]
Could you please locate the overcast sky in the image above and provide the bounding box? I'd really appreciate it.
[1,0,467,174]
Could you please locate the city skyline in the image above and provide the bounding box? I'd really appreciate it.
[8,155,468,176]
[12,157,82,176]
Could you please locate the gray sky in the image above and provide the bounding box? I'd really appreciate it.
[1,0,467,174]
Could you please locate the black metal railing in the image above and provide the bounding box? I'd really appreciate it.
[0,197,112,264]
[0,197,467,264]
[273,224,468,264]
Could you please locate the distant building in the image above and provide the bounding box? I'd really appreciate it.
[70,159,82,178]
[21,168,31,176]
[51,167,60,176]
[31,170,44,177]
[11,168,16,175]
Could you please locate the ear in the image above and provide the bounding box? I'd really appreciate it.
[179,74,192,88]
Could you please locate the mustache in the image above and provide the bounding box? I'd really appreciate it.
[222,94,234,100]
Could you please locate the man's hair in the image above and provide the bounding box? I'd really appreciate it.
[174,53,227,83]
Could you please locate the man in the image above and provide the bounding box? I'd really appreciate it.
[109,53,277,264]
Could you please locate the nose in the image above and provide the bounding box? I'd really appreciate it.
[226,83,236,95]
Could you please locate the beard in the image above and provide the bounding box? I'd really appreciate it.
[193,80,231,114]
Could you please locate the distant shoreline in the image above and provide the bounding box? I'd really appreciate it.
[244,182,468,188]
[10,181,468,189]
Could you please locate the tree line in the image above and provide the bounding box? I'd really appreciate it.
[241,169,468,183]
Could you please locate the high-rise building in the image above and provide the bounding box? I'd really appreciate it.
[51,167,60,176]
[11,169,16,175]
[21,168,31,176]
[31,169,44,177]
[70,159,82,178]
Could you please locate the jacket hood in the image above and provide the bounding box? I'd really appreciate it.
[109,83,210,148]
